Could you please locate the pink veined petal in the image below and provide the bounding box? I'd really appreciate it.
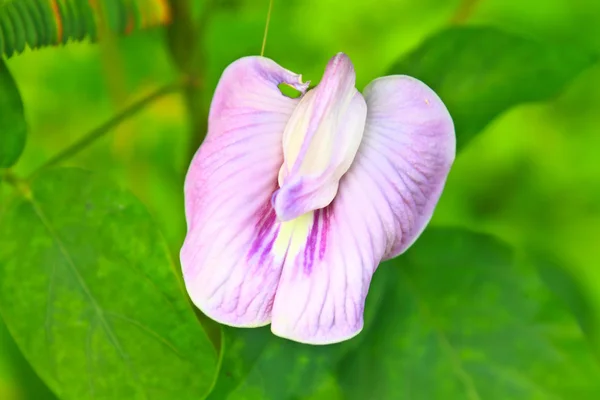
[362,75,455,258]
[181,56,308,327]
[270,75,454,344]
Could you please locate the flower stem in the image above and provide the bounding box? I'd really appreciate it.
[167,0,215,163]
[32,80,186,176]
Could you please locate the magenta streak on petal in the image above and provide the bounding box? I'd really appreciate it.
[303,209,320,273]
[299,206,333,274]
[319,206,330,260]
[247,199,278,261]
[259,226,280,266]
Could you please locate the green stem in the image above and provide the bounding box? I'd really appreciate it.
[167,0,215,163]
[32,81,186,176]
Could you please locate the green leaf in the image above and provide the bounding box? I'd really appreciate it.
[0,317,56,400]
[338,228,600,399]
[388,26,596,151]
[208,266,395,400]
[0,0,172,58]
[0,168,218,400]
[209,327,347,400]
[534,251,600,357]
[0,60,26,168]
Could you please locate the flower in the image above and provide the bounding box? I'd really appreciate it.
[181,53,455,345]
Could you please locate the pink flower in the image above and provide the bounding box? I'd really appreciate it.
[181,53,455,344]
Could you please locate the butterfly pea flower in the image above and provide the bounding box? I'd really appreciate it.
[181,53,455,345]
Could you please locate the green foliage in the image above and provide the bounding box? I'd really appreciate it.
[0,60,26,168]
[2,1,600,399]
[0,319,56,399]
[339,229,600,399]
[535,252,600,355]
[209,327,343,399]
[0,0,171,58]
[0,168,218,400]
[389,26,597,151]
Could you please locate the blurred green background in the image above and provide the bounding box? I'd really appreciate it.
[2,0,600,398]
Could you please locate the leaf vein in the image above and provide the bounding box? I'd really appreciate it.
[29,196,149,399]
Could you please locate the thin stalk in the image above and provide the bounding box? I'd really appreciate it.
[260,0,274,56]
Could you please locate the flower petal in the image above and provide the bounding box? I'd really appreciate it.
[270,192,384,344]
[181,56,308,327]
[361,75,455,258]
[270,75,454,344]
[272,53,367,221]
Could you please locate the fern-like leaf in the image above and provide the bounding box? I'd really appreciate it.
[0,0,171,58]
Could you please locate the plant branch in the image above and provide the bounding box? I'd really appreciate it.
[167,0,216,163]
[32,80,186,175]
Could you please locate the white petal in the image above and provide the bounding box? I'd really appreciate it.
[272,53,367,221]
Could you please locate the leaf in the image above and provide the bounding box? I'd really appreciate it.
[0,317,57,400]
[337,228,600,399]
[209,327,349,400]
[388,26,596,151]
[534,251,600,357]
[0,60,26,168]
[0,0,171,58]
[0,168,218,400]
[210,327,349,400]
[208,267,394,400]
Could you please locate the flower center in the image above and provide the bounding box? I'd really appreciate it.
[271,53,367,222]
